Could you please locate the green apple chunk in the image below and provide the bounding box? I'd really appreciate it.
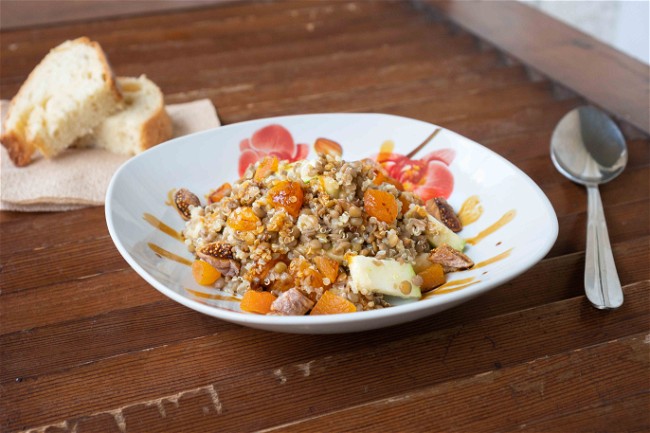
[348,256,422,299]
[426,214,465,251]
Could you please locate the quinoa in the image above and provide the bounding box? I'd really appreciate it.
[182,152,453,314]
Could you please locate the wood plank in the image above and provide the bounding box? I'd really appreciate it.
[3,236,648,382]
[220,67,538,122]
[418,0,650,134]
[1,34,479,98]
[516,393,650,433]
[264,332,650,432]
[515,153,650,196]
[0,235,129,294]
[162,51,502,105]
[0,1,419,82]
[0,8,451,67]
[0,269,165,335]
[549,199,650,258]
[0,0,229,30]
[3,281,647,432]
[0,0,390,42]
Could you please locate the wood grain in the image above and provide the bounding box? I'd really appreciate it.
[267,332,650,432]
[1,1,648,432]
[419,0,650,134]
[3,282,647,432]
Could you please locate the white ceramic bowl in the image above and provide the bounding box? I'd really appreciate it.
[106,113,558,334]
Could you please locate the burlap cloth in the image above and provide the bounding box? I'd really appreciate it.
[0,99,220,211]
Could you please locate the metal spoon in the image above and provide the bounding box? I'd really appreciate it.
[551,106,627,309]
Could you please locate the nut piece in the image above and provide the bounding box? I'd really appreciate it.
[174,188,200,220]
[426,197,462,232]
[269,288,315,316]
[196,242,240,277]
[428,244,474,273]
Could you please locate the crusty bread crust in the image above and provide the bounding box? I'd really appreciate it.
[1,131,35,167]
[0,37,122,167]
[138,104,173,152]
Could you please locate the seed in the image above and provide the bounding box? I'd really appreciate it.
[349,205,362,218]
[309,239,322,250]
[387,233,399,247]
[252,205,266,218]
[332,241,351,254]
[350,217,363,226]
[273,262,287,273]
[399,281,412,295]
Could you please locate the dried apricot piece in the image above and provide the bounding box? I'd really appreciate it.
[313,256,339,284]
[363,189,398,223]
[192,260,221,285]
[208,182,232,204]
[241,291,277,314]
[254,156,279,182]
[373,170,404,191]
[310,291,357,315]
[268,180,304,218]
[417,263,446,292]
[227,207,260,231]
[289,257,324,289]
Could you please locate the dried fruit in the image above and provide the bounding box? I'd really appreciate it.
[208,182,232,204]
[314,137,342,156]
[417,263,445,292]
[268,180,304,218]
[254,156,279,182]
[428,244,474,272]
[313,256,339,284]
[289,257,324,289]
[227,206,260,231]
[196,242,240,277]
[191,260,221,285]
[373,170,404,191]
[426,197,462,232]
[310,290,356,315]
[174,188,200,220]
[363,189,398,223]
[241,291,277,314]
[244,257,286,286]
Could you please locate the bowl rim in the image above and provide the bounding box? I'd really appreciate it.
[105,112,559,328]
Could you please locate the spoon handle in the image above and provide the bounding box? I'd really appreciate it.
[585,185,624,309]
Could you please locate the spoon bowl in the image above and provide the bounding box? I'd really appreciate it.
[551,106,627,309]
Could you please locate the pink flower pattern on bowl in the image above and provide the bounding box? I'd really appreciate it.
[375,142,456,201]
[238,124,309,177]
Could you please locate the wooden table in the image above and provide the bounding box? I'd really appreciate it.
[1,1,648,432]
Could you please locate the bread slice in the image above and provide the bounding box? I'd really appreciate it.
[1,37,122,166]
[83,75,172,155]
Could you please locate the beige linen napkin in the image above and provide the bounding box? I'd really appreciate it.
[0,99,220,211]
